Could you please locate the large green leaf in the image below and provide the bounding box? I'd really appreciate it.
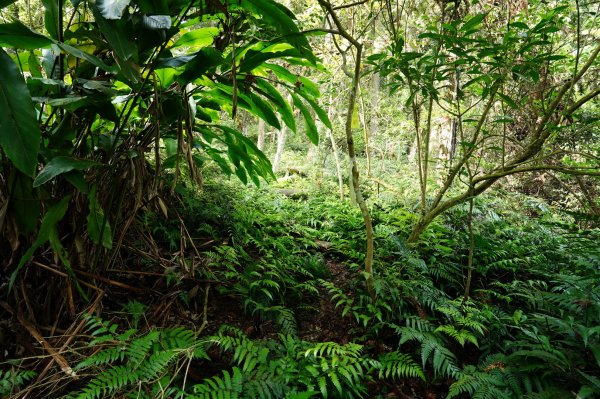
[0,21,52,49]
[0,48,41,177]
[290,92,318,145]
[57,42,116,73]
[92,5,136,61]
[234,0,314,64]
[178,48,224,83]
[171,27,220,50]
[33,156,99,187]
[247,91,281,130]
[254,78,295,131]
[295,89,331,130]
[238,43,300,73]
[42,0,60,40]
[9,195,71,291]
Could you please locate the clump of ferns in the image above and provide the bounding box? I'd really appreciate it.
[232,256,320,335]
[0,368,37,397]
[448,354,526,399]
[450,347,600,399]
[66,315,209,399]
[194,325,424,399]
[318,264,449,342]
[389,298,494,381]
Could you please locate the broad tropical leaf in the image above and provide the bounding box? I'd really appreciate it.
[0,48,41,177]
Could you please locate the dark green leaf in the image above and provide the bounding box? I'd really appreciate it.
[92,5,136,61]
[42,0,60,40]
[33,156,99,187]
[10,195,71,291]
[498,92,518,109]
[178,48,224,83]
[0,48,41,177]
[64,170,89,193]
[0,21,52,49]
[254,78,295,131]
[248,91,281,130]
[87,186,113,249]
[57,42,116,73]
[9,173,40,234]
[238,44,300,73]
[295,90,331,130]
[236,0,314,64]
[0,0,18,8]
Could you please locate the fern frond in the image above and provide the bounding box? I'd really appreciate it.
[373,351,425,380]
[0,369,37,396]
[76,365,135,399]
[192,367,244,399]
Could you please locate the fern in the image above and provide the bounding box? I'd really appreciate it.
[191,367,244,399]
[76,365,135,399]
[372,351,425,380]
[70,317,209,399]
[0,368,37,396]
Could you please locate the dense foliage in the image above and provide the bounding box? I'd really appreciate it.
[0,0,598,398]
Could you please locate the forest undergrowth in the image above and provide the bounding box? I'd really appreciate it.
[1,174,599,399]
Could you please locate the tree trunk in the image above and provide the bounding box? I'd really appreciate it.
[327,103,344,200]
[272,124,287,174]
[318,0,374,296]
[257,118,265,151]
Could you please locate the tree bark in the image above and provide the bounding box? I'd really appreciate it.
[257,118,265,151]
[272,124,287,174]
[319,0,374,297]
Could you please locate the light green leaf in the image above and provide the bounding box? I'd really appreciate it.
[33,156,99,187]
[291,92,318,145]
[295,90,331,130]
[0,48,41,177]
[461,13,486,33]
[171,27,219,50]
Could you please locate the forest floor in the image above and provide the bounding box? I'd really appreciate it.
[2,180,598,398]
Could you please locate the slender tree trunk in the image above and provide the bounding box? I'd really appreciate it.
[329,128,344,200]
[463,186,475,303]
[272,124,287,174]
[348,161,357,206]
[272,93,291,174]
[358,86,371,176]
[257,118,265,151]
[327,103,344,200]
[318,0,374,296]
